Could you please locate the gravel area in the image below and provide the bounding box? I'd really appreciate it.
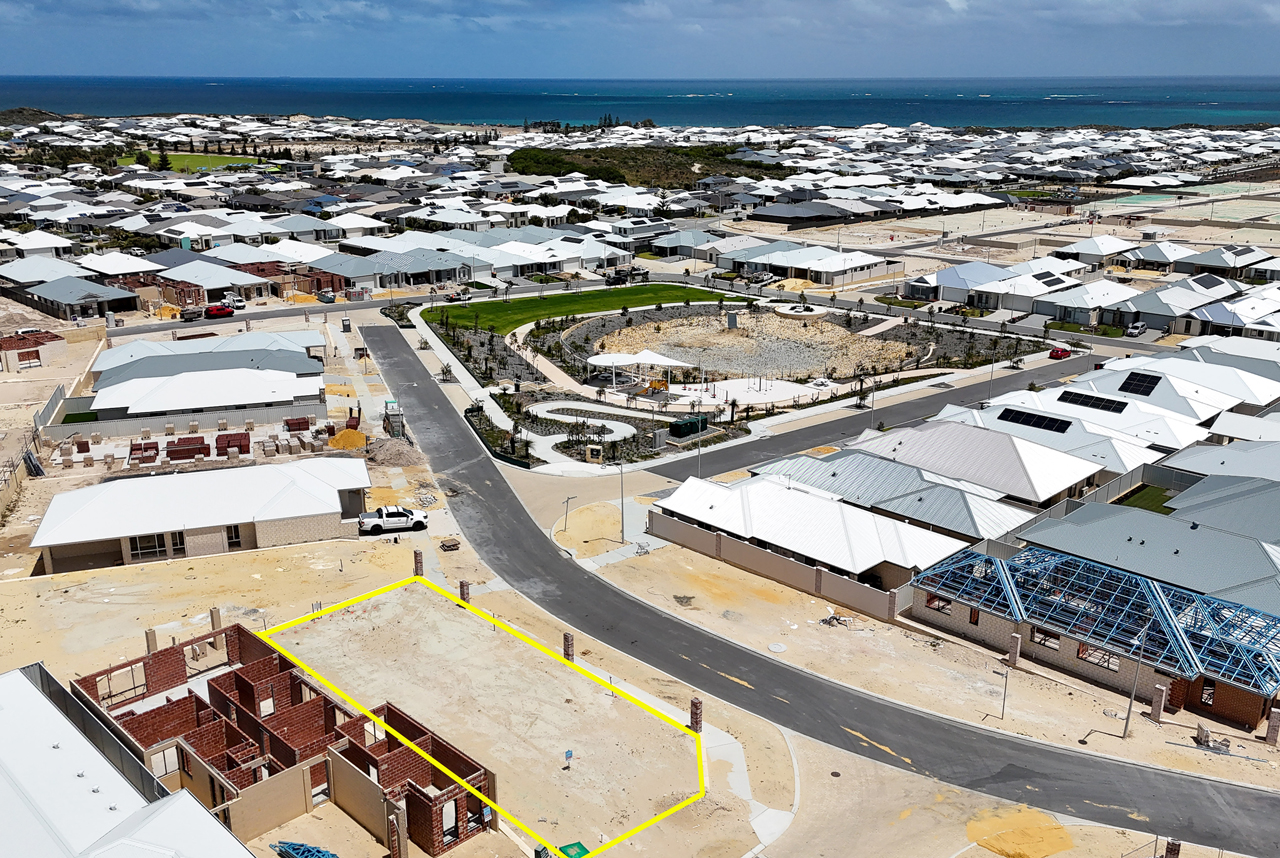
[876,319,1046,368]
[599,312,911,380]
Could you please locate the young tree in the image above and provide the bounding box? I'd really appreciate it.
[133,149,152,168]
[156,144,171,172]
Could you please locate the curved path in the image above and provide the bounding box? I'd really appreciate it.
[365,323,1280,858]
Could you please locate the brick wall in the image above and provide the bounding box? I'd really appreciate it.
[116,692,203,748]
[185,525,228,557]
[1186,677,1269,730]
[255,512,353,549]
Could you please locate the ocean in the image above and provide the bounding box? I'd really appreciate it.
[4,76,1280,129]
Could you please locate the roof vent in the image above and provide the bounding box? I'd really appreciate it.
[1174,549,1180,554]
[1139,540,1145,545]
[1190,521,1199,530]
[1127,536,1133,541]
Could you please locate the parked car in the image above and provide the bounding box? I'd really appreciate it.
[179,307,204,322]
[1125,321,1148,337]
[443,292,463,302]
[13,327,42,337]
[204,304,234,318]
[605,274,629,286]
[359,505,428,535]
[221,294,246,310]
[1048,347,1072,360]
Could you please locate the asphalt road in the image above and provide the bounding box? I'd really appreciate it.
[363,324,1280,856]
[648,353,1098,482]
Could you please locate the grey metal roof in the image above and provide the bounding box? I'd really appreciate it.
[1165,475,1280,545]
[307,252,381,278]
[752,450,1036,539]
[95,349,322,389]
[1020,503,1280,613]
[1161,440,1280,480]
[27,276,136,304]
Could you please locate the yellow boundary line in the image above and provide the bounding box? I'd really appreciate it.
[259,575,706,858]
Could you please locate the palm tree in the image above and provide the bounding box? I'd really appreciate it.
[856,296,865,315]
[728,397,739,422]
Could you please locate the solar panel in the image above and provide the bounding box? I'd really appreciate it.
[998,408,1071,434]
[1058,390,1129,414]
[1118,371,1162,396]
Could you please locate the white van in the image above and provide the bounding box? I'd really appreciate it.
[221,295,246,310]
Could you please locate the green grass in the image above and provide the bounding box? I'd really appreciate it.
[636,252,662,260]
[422,284,744,335]
[1116,485,1174,515]
[62,411,99,424]
[117,153,259,173]
[1047,320,1125,338]
[876,295,929,310]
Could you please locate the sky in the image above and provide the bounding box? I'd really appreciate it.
[2,0,1280,78]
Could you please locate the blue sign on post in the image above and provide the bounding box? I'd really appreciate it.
[565,749,572,769]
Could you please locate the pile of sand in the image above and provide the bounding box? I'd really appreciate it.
[328,428,367,450]
[367,437,426,466]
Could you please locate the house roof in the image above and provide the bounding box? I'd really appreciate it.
[201,242,293,265]
[0,255,92,285]
[91,329,323,373]
[32,459,370,547]
[76,250,164,277]
[157,260,269,289]
[1057,235,1138,257]
[1020,503,1280,614]
[1166,475,1280,545]
[1162,439,1280,480]
[91,367,321,414]
[846,421,1104,503]
[27,276,136,306]
[95,349,321,389]
[655,474,966,575]
[752,449,1037,539]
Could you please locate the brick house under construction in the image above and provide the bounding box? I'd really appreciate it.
[70,619,496,856]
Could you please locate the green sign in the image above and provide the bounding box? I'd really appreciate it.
[559,843,589,858]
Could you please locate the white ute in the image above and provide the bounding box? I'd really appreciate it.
[358,505,428,535]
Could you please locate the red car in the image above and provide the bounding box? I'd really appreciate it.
[1049,347,1072,360]
[204,304,234,318]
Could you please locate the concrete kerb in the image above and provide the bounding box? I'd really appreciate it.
[505,477,1280,803]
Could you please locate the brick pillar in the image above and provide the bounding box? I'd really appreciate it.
[1164,840,1181,858]
[245,319,252,332]
[1266,706,1280,746]
[145,628,158,654]
[1151,684,1167,724]
[387,815,401,858]
[1008,632,1022,668]
[459,580,470,603]
[413,549,423,577]
[690,698,703,733]
[563,632,574,662]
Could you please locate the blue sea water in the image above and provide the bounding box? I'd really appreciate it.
[4,76,1280,129]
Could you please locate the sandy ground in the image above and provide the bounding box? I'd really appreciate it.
[279,581,759,858]
[552,501,627,558]
[599,313,913,379]
[596,545,1280,789]
[770,732,1250,858]
[246,799,527,858]
[503,466,678,530]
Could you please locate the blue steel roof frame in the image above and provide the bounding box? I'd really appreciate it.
[1006,547,1196,677]
[1160,587,1280,697]
[911,549,1023,620]
[915,545,1280,696]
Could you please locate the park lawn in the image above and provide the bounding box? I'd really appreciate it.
[117,153,260,173]
[421,283,744,335]
[1117,485,1174,515]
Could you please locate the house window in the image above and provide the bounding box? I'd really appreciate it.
[1200,678,1216,707]
[226,525,241,549]
[151,745,180,778]
[969,607,980,626]
[129,533,167,561]
[180,748,191,776]
[259,696,275,718]
[925,594,952,615]
[169,532,186,557]
[1077,642,1119,672]
[1030,627,1060,651]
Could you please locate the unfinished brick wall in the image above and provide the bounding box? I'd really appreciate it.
[116,692,207,748]
[255,512,354,549]
[404,774,489,856]
[1186,677,1269,731]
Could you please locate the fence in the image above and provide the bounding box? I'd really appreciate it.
[21,662,169,802]
[999,463,1205,542]
[33,384,65,431]
[38,398,323,443]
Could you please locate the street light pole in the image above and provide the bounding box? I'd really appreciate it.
[1000,669,1010,720]
[561,495,577,534]
[1123,619,1153,740]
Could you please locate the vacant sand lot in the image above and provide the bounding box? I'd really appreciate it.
[278,582,705,854]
